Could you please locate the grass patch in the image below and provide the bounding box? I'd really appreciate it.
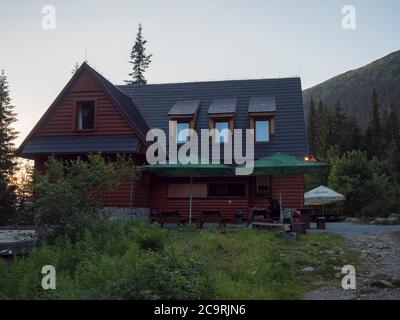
[0,221,359,300]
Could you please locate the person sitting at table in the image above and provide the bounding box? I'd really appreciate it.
[268,197,281,220]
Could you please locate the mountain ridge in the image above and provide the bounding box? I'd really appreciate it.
[303,50,400,129]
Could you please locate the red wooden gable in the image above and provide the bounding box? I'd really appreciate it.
[35,69,134,137]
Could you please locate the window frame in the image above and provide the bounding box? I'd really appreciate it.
[255,118,270,143]
[73,98,98,132]
[169,116,197,145]
[209,114,235,144]
[249,113,275,143]
[175,120,191,144]
[208,183,247,198]
[214,119,230,144]
[255,176,272,196]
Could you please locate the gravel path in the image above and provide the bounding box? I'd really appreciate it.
[304,222,400,300]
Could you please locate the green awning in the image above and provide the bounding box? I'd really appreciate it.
[143,156,234,177]
[248,152,329,175]
[144,153,328,177]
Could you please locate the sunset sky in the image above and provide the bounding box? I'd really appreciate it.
[1,0,399,146]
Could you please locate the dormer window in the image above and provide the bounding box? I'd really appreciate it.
[214,120,230,143]
[248,97,276,143]
[176,121,190,143]
[255,119,270,142]
[76,101,95,130]
[208,98,237,144]
[168,100,200,144]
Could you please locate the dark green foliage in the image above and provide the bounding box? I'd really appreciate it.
[0,221,214,300]
[306,99,361,160]
[306,97,318,156]
[328,150,399,217]
[33,154,139,241]
[125,24,152,85]
[365,89,385,159]
[0,70,18,221]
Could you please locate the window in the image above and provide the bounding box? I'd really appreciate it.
[255,119,270,142]
[176,121,190,143]
[76,101,95,130]
[168,184,207,199]
[256,176,271,195]
[209,117,234,143]
[215,120,230,143]
[208,183,246,197]
[249,114,275,143]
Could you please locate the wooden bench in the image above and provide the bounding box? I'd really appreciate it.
[158,211,187,227]
[252,222,291,232]
[197,210,227,229]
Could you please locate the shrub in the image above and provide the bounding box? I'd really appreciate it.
[32,154,139,242]
[329,150,399,217]
[0,221,214,300]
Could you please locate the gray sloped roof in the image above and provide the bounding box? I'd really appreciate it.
[248,96,276,113]
[208,98,237,114]
[117,78,308,159]
[168,100,200,116]
[20,135,139,156]
[85,64,151,143]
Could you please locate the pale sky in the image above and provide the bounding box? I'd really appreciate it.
[1,0,399,146]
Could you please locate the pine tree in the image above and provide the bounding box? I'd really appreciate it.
[385,100,399,143]
[125,24,152,85]
[344,116,362,152]
[316,99,334,159]
[0,70,18,216]
[331,100,347,150]
[307,97,318,156]
[365,89,383,158]
[386,99,400,173]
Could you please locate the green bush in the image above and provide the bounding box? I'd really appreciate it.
[0,221,213,300]
[32,154,139,242]
[328,150,400,217]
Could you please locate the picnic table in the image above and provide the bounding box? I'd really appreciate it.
[158,211,187,227]
[197,210,227,229]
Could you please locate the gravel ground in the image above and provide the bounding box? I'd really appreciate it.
[305,222,400,300]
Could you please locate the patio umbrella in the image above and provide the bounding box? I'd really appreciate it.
[144,156,234,224]
[304,186,345,216]
[247,153,329,222]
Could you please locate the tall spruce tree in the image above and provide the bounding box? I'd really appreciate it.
[386,100,400,173]
[125,24,152,85]
[365,89,383,159]
[0,70,18,216]
[307,97,318,156]
[331,100,347,150]
[316,99,334,159]
[344,116,362,152]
